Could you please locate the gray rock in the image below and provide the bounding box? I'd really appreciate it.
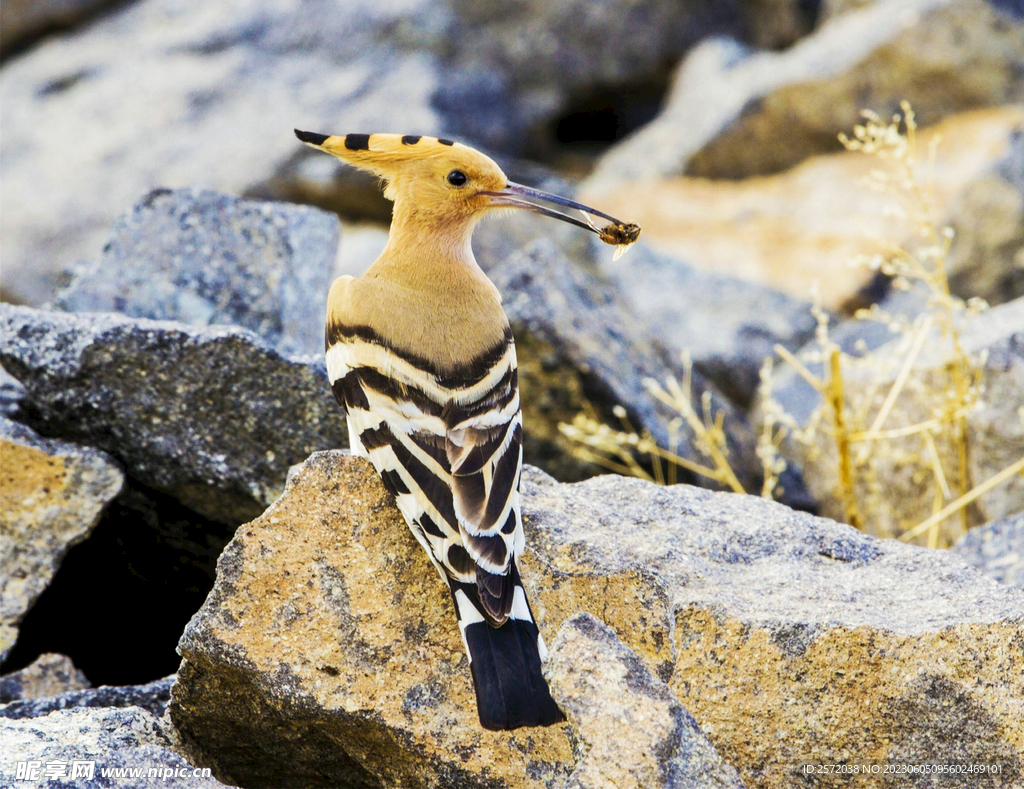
[585,0,1024,188]
[0,0,442,305]
[437,0,746,153]
[0,416,123,663]
[0,365,27,419]
[0,706,230,788]
[0,0,770,306]
[0,677,173,721]
[490,238,761,492]
[55,189,340,358]
[953,511,1024,589]
[599,243,818,409]
[546,613,744,789]
[948,127,1024,307]
[766,297,1024,538]
[169,452,1024,789]
[0,654,90,704]
[0,0,123,54]
[0,305,347,524]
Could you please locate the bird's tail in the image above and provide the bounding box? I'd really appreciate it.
[449,565,565,731]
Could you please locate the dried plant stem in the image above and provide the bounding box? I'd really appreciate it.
[824,347,863,530]
[757,359,785,500]
[642,443,721,480]
[848,411,970,442]
[868,315,932,436]
[651,379,746,494]
[932,227,972,531]
[773,344,824,392]
[923,430,950,549]
[900,455,1024,542]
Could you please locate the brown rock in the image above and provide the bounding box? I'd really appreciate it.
[170,452,1024,789]
[170,452,576,789]
[581,106,1024,310]
[0,417,123,662]
[0,653,90,703]
[545,613,744,789]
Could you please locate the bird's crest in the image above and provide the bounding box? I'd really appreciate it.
[295,130,470,170]
[294,130,504,202]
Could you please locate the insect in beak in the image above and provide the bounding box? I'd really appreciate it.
[481,182,641,259]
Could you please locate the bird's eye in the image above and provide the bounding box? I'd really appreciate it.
[447,170,468,187]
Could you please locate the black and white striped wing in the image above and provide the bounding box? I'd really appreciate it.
[325,324,525,623]
[445,358,525,620]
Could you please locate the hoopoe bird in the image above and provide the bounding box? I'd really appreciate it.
[294,129,638,731]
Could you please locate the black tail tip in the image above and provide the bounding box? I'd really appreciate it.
[479,700,566,731]
[294,129,329,146]
[465,618,567,731]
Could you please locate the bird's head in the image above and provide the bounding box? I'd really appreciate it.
[294,130,639,248]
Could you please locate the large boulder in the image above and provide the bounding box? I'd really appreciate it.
[0,417,123,663]
[170,452,1024,788]
[545,613,744,789]
[0,305,347,524]
[55,188,341,358]
[0,706,230,788]
[585,0,1024,187]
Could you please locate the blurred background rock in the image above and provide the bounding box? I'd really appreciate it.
[3,0,1021,309]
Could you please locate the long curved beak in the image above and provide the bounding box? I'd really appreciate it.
[480,182,640,245]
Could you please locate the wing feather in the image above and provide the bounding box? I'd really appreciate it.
[327,327,525,624]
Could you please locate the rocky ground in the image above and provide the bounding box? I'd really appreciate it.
[2,0,1024,787]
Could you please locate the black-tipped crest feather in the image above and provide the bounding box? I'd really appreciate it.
[294,129,329,146]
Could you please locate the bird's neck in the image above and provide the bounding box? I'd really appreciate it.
[351,200,508,368]
[369,201,485,293]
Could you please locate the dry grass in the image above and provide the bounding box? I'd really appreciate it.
[560,102,1024,548]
